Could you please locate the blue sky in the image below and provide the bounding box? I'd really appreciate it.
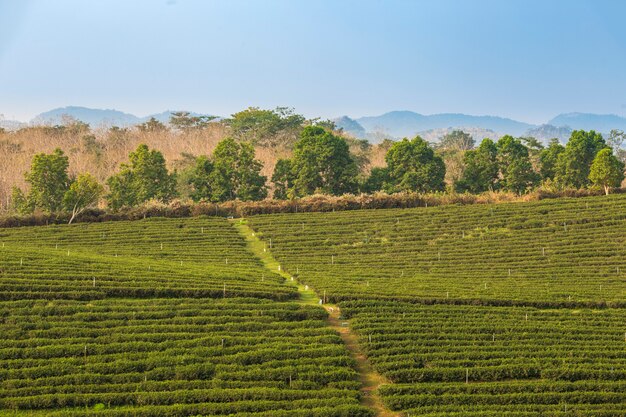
[1,0,625,123]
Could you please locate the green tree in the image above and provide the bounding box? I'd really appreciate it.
[209,138,267,202]
[62,173,104,224]
[187,156,214,202]
[290,126,359,196]
[10,186,34,215]
[129,144,177,202]
[437,130,475,151]
[169,111,216,131]
[227,107,305,147]
[106,168,138,210]
[520,136,544,171]
[436,130,475,190]
[539,139,565,181]
[362,167,390,193]
[106,144,177,209]
[456,138,499,193]
[384,136,445,193]
[137,117,168,133]
[496,135,539,194]
[271,159,295,200]
[589,148,625,195]
[25,148,70,212]
[556,130,607,188]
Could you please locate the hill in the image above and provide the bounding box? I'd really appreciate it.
[248,194,626,415]
[356,111,534,138]
[523,124,573,143]
[548,112,626,133]
[31,106,216,127]
[0,217,370,416]
[2,194,626,415]
[333,116,367,138]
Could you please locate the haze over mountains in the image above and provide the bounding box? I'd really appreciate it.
[336,111,626,144]
[3,106,626,145]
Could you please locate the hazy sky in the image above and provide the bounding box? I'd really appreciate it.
[1,0,625,123]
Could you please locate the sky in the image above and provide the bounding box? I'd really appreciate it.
[1,0,625,123]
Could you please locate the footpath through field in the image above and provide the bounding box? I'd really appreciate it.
[233,219,399,417]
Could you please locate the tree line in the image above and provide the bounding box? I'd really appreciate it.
[8,111,626,221]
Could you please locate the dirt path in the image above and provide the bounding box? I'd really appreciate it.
[232,219,399,417]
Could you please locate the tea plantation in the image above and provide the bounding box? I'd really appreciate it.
[248,194,626,416]
[0,218,372,416]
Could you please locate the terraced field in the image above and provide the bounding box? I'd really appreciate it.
[0,218,372,416]
[247,194,626,416]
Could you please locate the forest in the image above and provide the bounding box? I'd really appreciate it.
[1,108,625,221]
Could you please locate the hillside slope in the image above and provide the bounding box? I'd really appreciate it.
[0,217,371,416]
[248,194,626,416]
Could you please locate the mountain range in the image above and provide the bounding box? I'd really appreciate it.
[336,111,626,144]
[27,106,213,127]
[3,106,626,145]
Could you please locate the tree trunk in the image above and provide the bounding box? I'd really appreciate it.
[604,185,610,196]
[68,204,79,225]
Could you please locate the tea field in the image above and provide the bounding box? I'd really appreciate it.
[248,194,626,416]
[0,218,372,416]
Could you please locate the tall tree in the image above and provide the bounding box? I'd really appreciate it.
[555,130,607,188]
[520,136,544,171]
[456,138,499,193]
[137,117,168,133]
[384,136,446,193]
[437,130,475,151]
[187,156,214,202]
[290,126,359,196]
[62,173,104,224]
[436,130,475,189]
[106,144,177,209]
[362,167,390,194]
[496,135,539,194]
[589,148,625,195]
[271,159,295,200]
[169,111,216,131]
[25,148,70,212]
[539,139,565,181]
[227,107,305,147]
[189,138,267,202]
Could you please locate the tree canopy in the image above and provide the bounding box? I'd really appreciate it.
[555,130,606,188]
[63,173,104,223]
[187,138,267,202]
[384,136,446,193]
[456,138,499,193]
[25,148,70,212]
[539,139,565,181]
[589,148,625,195]
[227,107,305,147]
[169,111,216,131]
[496,135,539,194]
[106,144,177,209]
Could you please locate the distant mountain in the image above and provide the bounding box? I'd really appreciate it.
[547,113,626,133]
[417,127,501,144]
[0,118,25,131]
[32,106,141,126]
[333,116,367,138]
[524,124,572,144]
[30,106,217,127]
[356,111,534,138]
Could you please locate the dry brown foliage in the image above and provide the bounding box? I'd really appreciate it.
[0,124,294,211]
